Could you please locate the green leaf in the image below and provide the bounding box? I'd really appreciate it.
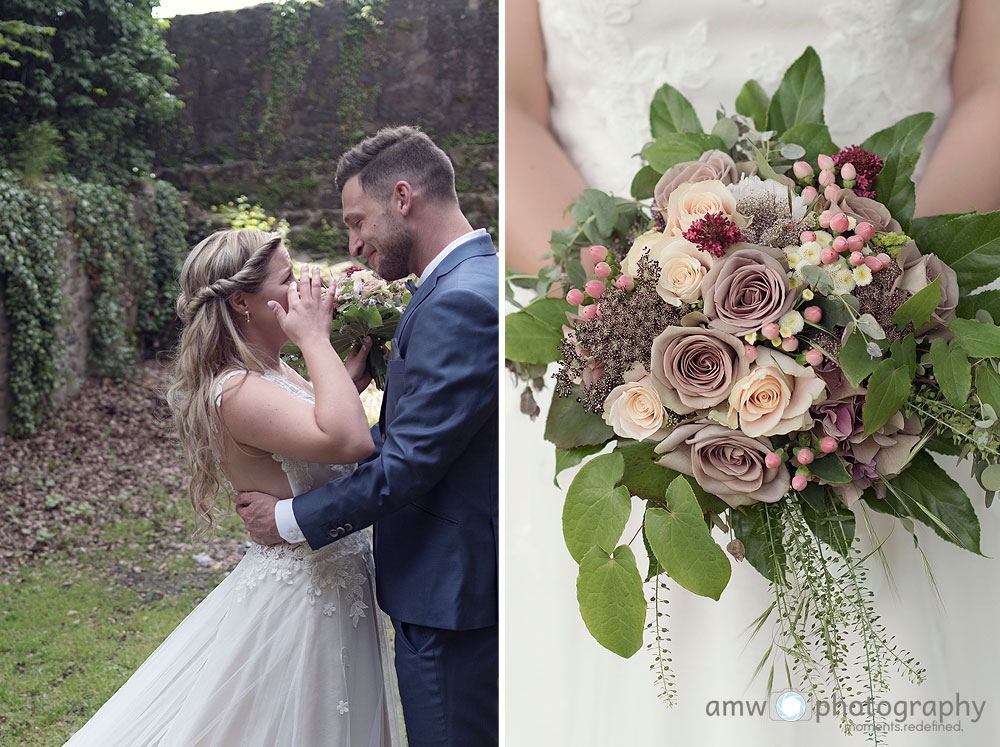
[930,338,971,408]
[838,331,881,388]
[642,524,664,581]
[910,212,1000,293]
[734,79,769,131]
[642,133,727,173]
[729,503,786,584]
[504,309,563,364]
[861,112,935,165]
[975,366,1000,414]
[889,333,917,380]
[544,386,616,449]
[519,296,573,331]
[949,318,1000,358]
[630,164,661,201]
[808,454,851,484]
[644,476,732,600]
[767,47,826,135]
[554,443,607,487]
[361,305,383,326]
[617,439,673,502]
[562,452,632,563]
[890,452,982,554]
[798,484,855,556]
[580,189,619,235]
[892,276,940,332]
[778,122,837,166]
[649,83,703,138]
[576,544,646,658]
[958,290,1000,320]
[860,113,934,230]
[862,357,912,437]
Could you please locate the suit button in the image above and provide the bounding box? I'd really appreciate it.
[329,529,338,538]
[345,524,353,532]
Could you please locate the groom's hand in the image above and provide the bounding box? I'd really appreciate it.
[234,491,283,546]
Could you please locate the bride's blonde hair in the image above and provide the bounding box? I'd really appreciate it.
[166,229,283,528]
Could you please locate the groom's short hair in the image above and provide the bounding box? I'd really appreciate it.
[335,125,458,204]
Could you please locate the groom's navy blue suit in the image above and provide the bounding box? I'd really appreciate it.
[292,232,498,746]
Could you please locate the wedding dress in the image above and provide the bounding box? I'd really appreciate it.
[507,1,999,744]
[66,368,404,746]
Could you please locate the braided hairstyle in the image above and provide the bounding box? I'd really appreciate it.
[166,229,283,529]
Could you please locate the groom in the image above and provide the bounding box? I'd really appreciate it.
[235,126,498,746]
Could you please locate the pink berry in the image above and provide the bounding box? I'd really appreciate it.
[765,452,783,469]
[855,222,875,241]
[846,235,865,252]
[782,336,800,352]
[589,245,608,262]
[800,230,817,243]
[793,161,814,179]
[566,288,584,306]
[762,322,781,340]
[800,186,819,203]
[876,253,892,269]
[818,169,836,187]
[579,304,597,320]
[796,448,815,465]
[595,303,603,317]
[832,235,848,252]
[614,274,634,291]
[818,210,834,229]
[803,305,823,323]
[821,247,839,264]
[820,437,838,454]
[817,154,835,170]
[594,261,611,278]
[824,184,841,201]
[791,474,808,491]
[849,251,865,267]
[585,279,606,298]
[840,162,857,181]
[864,255,882,272]
[806,348,824,366]
[744,344,758,362]
[830,213,850,234]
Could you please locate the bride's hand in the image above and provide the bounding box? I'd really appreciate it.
[345,337,374,393]
[268,264,334,347]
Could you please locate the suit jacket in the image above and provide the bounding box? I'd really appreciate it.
[292,234,498,630]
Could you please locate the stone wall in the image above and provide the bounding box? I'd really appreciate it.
[160,0,499,166]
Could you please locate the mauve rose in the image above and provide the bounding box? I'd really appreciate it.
[654,422,789,508]
[827,189,901,233]
[650,326,750,414]
[653,150,739,213]
[701,245,797,335]
[892,242,959,334]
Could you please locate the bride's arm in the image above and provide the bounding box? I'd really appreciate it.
[219,267,374,464]
[505,0,587,274]
[915,0,1000,216]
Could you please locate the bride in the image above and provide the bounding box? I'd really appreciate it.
[66,229,404,745]
[506,0,1000,744]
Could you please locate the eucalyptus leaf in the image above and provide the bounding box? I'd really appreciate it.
[562,452,631,563]
[855,313,886,340]
[980,464,1000,492]
[865,341,884,358]
[778,122,838,166]
[644,476,732,600]
[779,143,806,160]
[576,544,646,658]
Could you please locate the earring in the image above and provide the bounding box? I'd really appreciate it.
[244,310,251,323]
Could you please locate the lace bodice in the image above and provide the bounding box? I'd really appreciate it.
[538,0,960,196]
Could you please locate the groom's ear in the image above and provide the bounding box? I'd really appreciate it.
[392,180,414,216]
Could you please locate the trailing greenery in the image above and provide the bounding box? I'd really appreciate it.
[0,172,187,435]
[0,0,181,182]
[334,0,388,150]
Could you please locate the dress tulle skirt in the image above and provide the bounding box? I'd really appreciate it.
[65,533,405,746]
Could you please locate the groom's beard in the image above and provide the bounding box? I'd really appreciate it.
[369,213,417,281]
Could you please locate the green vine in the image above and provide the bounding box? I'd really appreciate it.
[334,0,388,150]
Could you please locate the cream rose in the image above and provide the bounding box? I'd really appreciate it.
[602,368,667,441]
[622,232,713,306]
[722,348,826,437]
[664,180,739,237]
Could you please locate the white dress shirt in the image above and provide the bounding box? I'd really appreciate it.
[273,228,489,543]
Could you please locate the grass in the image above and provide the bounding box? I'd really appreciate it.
[0,489,246,746]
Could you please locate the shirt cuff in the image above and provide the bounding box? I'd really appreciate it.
[274,498,306,544]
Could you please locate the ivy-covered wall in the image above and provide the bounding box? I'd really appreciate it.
[159,0,499,167]
[0,174,187,435]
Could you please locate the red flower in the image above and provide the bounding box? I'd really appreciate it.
[833,146,884,200]
[681,212,745,257]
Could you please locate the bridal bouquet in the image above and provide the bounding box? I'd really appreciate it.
[506,47,1000,731]
[329,266,411,389]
